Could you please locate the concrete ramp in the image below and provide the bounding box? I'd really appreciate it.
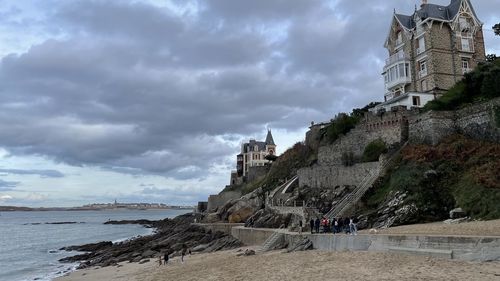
[388,246,453,259]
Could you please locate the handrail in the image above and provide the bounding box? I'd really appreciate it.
[325,142,408,219]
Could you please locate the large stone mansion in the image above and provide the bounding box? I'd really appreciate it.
[373,0,486,112]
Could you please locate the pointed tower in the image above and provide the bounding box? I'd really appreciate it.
[265,129,276,155]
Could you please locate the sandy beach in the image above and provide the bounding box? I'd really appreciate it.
[56,219,500,281]
[56,247,500,281]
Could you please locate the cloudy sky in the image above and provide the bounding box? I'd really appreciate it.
[0,0,498,207]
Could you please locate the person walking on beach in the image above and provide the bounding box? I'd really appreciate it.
[158,255,162,266]
[344,217,350,234]
[181,244,187,263]
[164,251,169,265]
[298,220,303,235]
[309,218,314,234]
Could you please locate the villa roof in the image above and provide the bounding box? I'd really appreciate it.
[395,0,479,30]
[265,130,275,146]
[243,140,267,153]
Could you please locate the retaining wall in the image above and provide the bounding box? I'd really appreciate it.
[408,98,500,145]
[297,162,379,189]
[230,227,500,262]
[207,191,242,212]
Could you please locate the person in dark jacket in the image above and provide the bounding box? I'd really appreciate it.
[310,218,315,234]
[343,217,350,234]
[314,218,320,234]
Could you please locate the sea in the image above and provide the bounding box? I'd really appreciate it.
[0,209,191,281]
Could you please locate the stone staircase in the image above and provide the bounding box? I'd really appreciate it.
[260,231,286,252]
[325,142,407,220]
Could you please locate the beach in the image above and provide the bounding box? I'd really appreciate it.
[56,246,500,281]
[56,219,500,281]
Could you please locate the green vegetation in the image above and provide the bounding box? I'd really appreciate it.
[320,102,380,144]
[494,23,500,36]
[424,58,500,111]
[363,135,500,221]
[362,139,388,162]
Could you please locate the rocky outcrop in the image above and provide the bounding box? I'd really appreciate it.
[59,213,242,268]
[209,188,265,224]
[245,208,302,229]
[286,237,313,253]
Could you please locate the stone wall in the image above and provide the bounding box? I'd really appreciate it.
[207,191,242,212]
[246,165,270,183]
[297,162,380,189]
[318,110,413,165]
[409,98,500,145]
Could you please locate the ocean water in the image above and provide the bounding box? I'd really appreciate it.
[0,209,191,281]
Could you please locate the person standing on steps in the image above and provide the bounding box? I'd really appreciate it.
[310,218,314,234]
[298,219,303,235]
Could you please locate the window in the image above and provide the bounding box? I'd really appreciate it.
[461,38,470,51]
[417,37,425,54]
[462,59,470,74]
[412,96,421,106]
[419,60,427,78]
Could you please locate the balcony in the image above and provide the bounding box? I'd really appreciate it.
[385,52,409,67]
[416,47,425,55]
[386,75,412,91]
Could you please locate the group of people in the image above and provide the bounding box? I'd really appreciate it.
[158,244,191,266]
[308,217,358,235]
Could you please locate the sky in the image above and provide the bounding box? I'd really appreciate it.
[0,0,499,207]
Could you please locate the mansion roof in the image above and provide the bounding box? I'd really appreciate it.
[395,0,479,30]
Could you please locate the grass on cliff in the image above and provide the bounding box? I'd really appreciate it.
[320,102,380,144]
[424,58,500,111]
[362,135,500,221]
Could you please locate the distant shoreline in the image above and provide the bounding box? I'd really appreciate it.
[0,206,194,212]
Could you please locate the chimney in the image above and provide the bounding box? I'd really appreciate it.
[421,0,428,7]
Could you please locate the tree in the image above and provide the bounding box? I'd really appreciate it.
[494,23,500,36]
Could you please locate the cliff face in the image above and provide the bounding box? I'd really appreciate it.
[358,134,500,228]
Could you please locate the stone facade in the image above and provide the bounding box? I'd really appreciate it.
[376,0,486,112]
[207,191,242,212]
[246,165,270,183]
[409,98,500,145]
[298,162,380,190]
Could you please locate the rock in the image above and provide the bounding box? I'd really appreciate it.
[285,237,313,253]
[141,250,156,258]
[192,244,208,252]
[60,241,113,252]
[449,208,466,219]
[59,213,242,268]
[139,259,149,264]
[444,217,470,224]
[236,249,256,256]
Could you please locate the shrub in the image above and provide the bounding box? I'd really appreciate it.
[362,139,388,162]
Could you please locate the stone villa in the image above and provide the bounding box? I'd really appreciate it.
[229,130,276,185]
[373,0,486,112]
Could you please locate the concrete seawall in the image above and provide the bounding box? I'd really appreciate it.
[229,226,500,262]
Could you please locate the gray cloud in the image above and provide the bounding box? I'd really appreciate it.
[0,169,64,178]
[0,179,19,190]
[0,0,498,182]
